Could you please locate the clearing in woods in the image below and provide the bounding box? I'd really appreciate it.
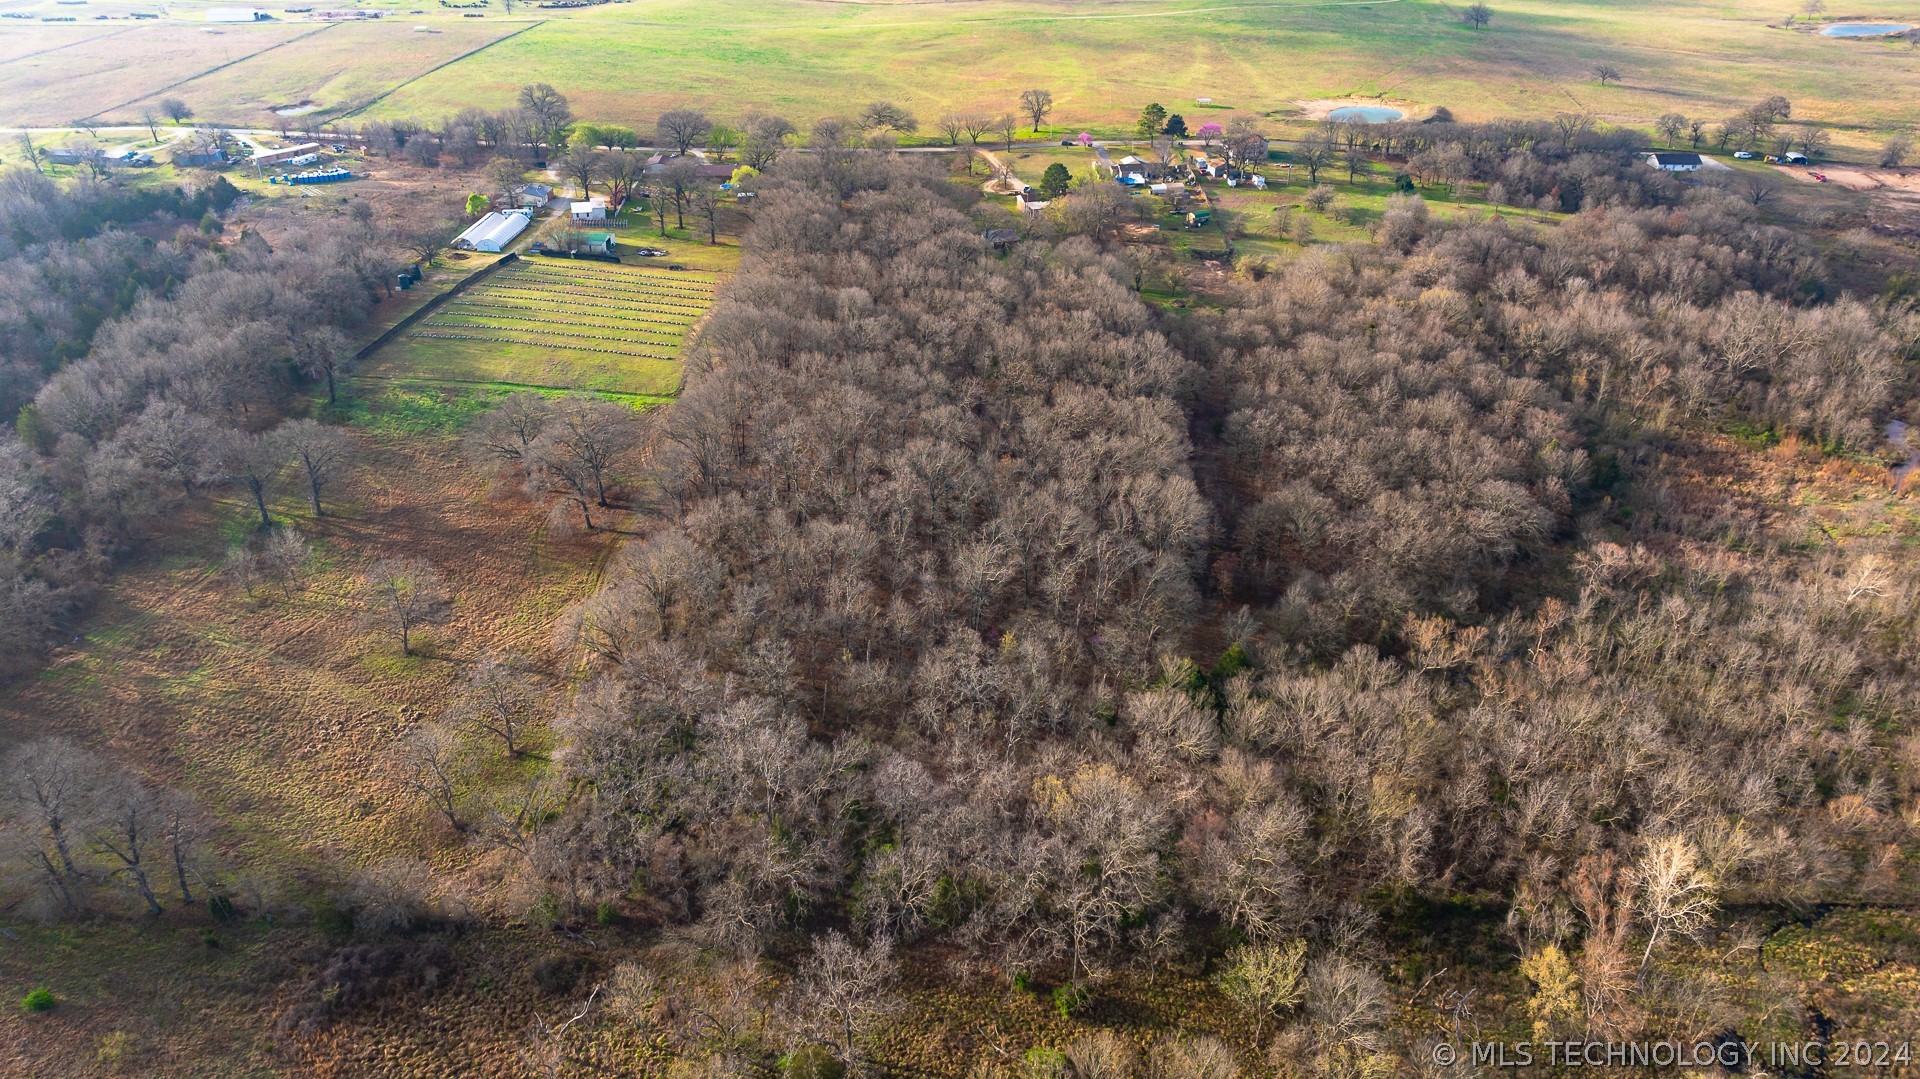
[356,256,720,403]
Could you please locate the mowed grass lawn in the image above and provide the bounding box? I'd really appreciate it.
[357,257,719,400]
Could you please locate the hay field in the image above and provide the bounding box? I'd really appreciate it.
[0,20,316,123]
[357,256,717,400]
[89,19,528,123]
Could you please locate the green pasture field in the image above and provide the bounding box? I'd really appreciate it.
[6,0,1917,157]
[355,257,718,400]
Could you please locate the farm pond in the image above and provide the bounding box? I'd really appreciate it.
[1327,106,1404,122]
[1820,22,1911,35]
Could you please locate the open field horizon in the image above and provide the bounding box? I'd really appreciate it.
[1,0,1917,155]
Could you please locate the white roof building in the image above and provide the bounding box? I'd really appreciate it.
[569,199,607,220]
[453,209,531,253]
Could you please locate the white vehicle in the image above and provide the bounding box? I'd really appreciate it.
[1733,150,1753,159]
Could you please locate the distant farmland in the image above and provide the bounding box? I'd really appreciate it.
[2,0,1918,153]
[356,257,717,403]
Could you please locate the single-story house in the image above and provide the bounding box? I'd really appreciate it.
[44,148,102,165]
[171,148,227,168]
[1114,154,1170,181]
[253,142,322,166]
[570,199,607,221]
[580,231,616,254]
[1645,151,1703,172]
[982,228,1019,251]
[453,208,531,253]
[515,183,553,207]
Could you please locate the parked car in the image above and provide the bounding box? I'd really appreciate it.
[1733,150,1753,159]
[632,247,670,257]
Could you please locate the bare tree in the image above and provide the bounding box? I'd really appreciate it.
[1217,939,1307,1044]
[1,740,97,916]
[1628,835,1717,982]
[601,148,648,207]
[1553,111,1594,152]
[661,157,702,229]
[467,391,553,484]
[117,401,218,496]
[960,113,996,147]
[794,932,896,1069]
[452,651,544,758]
[360,557,452,656]
[1883,133,1914,167]
[397,723,467,832]
[516,83,572,158]
[689,185,721,245]
[1656,112,1688,145]
[531,402,644,529]
[656,109,714,156]
[139,107,162,142]
[1461,2,1493,28]
[857,101,918,135]
[1593,63,1623,86]
[560,142,603,199]
[278,419,355,517]
[294,326,355,406]
[86,777,164,915]
[214,430,288,532]
[160,97,193,124]
[998,112,1019,150]
[935,113,967,147]
[1019,88,1055,131]
[14,132,43,174]
[488,156,529,206]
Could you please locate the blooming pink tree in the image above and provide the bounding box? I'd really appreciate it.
[1198,122,1224,148]
[1076,132,1094,147]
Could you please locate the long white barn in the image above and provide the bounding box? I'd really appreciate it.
[453,209,531,253]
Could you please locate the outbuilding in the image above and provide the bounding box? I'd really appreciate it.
[1645,151,1703,172]
[252,142,321,166]
[453,208,531,253]
[1783,151,1809,165]
[570,199,607,221]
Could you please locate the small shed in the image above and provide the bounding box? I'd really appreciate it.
[453,208,531,253]
[570,199,607,221]
[982,228,1019,251]
[581,231,616,254]
[1783,151,1808,165]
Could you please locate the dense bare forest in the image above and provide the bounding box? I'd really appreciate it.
[3,110,1920,1075]
[522,152,1920,1070]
